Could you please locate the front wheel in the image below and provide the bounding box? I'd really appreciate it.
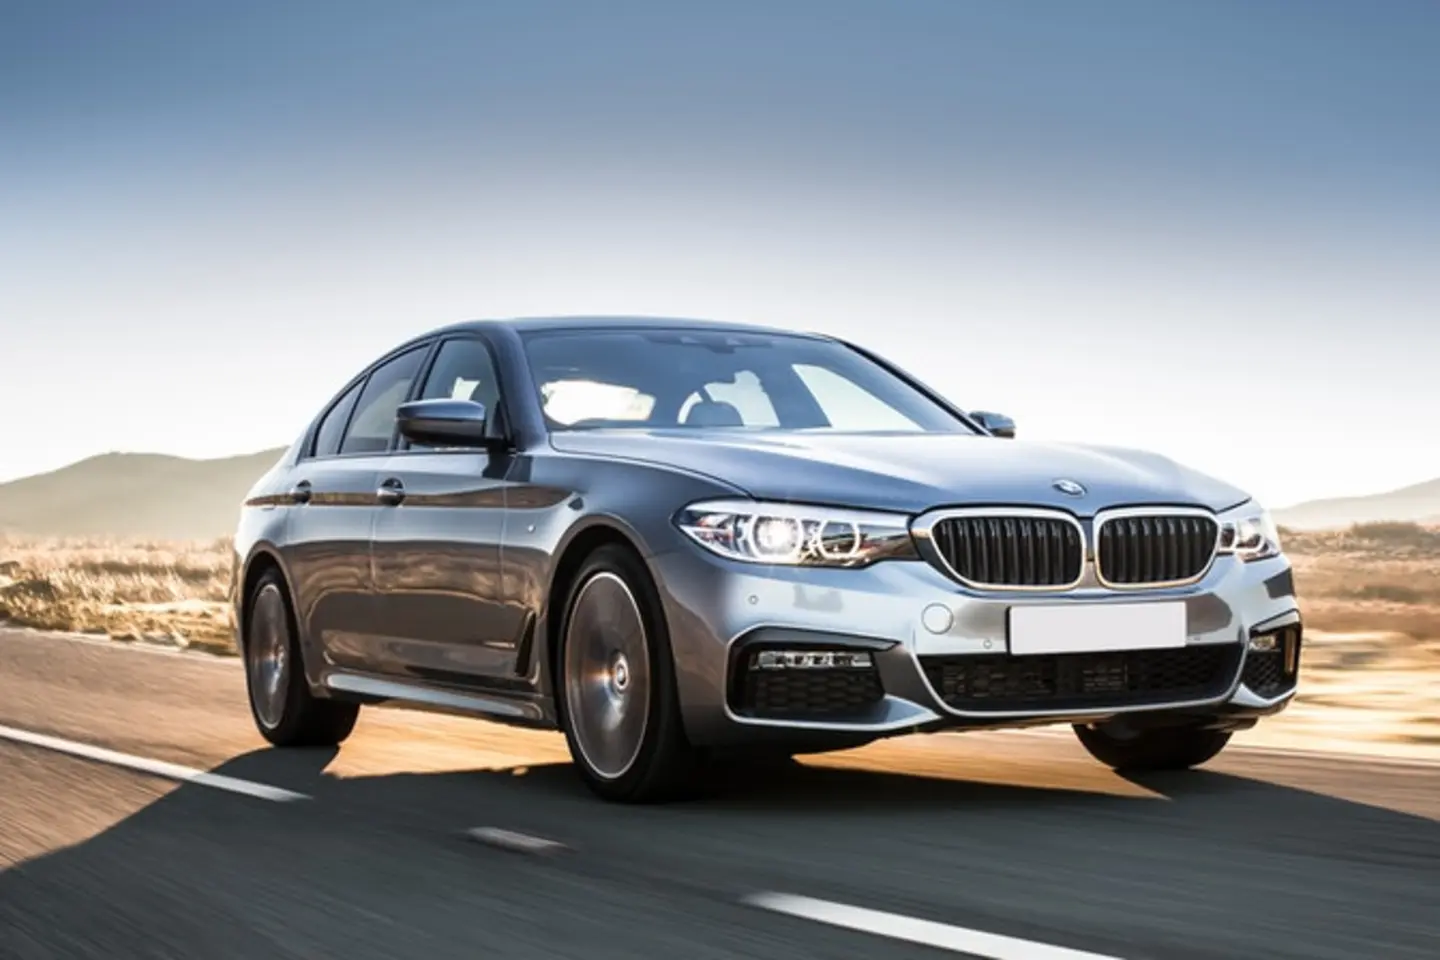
[1073,720,1231,772]
[244,569,359,747]
[556,545,703,802]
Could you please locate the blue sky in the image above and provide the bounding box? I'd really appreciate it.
[2,0,1437,507]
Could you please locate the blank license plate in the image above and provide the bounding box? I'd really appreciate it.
[1008,602,1187,656]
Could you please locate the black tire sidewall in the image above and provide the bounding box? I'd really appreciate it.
[243,568,357,747]
[1073,721,1230,771]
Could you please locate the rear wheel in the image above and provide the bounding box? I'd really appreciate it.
[556,545,703,802]
[1073,719,1231,772]
[244,569,359,747]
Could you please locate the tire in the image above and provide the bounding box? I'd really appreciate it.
[1073,720,1231,772]
[555,544,704,802]
[243,568,359,748]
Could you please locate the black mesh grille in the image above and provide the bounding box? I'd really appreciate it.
[1242,627,1302,698]
[731,658,885,720]
[1096,513,1219,586]
[931,514,1083,588]
[921,645,1241,713]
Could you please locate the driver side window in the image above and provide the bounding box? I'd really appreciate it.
[339,346,427,456]
[418,337,501,407]
[403,337,503,451]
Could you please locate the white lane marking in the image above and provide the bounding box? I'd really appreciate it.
[466,827,569,855]
[744,892,1126,960]
[0,724,308,803]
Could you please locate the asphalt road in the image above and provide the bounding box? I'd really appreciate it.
[1,629,1437,960]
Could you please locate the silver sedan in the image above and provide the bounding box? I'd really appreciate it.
[231,316,1302,802]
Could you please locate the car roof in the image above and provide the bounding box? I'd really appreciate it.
[421,314,830,339]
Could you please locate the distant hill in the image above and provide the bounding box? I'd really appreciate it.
[1275,477,1440,531]
[0,449,287,540]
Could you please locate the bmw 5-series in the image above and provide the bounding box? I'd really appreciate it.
[232,316,1302,802]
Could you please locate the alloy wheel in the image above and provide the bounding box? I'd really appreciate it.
[563,571,652,780]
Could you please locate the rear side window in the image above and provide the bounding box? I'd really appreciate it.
[311,381,362,458]
[339,346,428,455]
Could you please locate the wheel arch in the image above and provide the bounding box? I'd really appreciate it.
[235,545,296,655]
[538,519,653,704]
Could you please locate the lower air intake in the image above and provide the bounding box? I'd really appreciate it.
[921,645,1241,713]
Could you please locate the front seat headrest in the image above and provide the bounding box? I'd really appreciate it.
[683,400,744,427]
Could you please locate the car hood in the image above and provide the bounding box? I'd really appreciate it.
[547,430,1252,516]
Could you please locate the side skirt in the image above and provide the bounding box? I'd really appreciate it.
[322,671,558,730]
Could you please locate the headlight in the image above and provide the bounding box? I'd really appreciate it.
[675,499,919,567]
[1217,503,1282,562]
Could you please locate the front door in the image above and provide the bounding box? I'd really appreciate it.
[368,335,525,684]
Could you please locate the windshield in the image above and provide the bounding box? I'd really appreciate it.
[521,328,977,434]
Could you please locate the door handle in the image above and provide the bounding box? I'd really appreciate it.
[377,477,405,506]
[288,480,313,505]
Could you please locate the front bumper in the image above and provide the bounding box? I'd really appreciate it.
[651,541,1302,748]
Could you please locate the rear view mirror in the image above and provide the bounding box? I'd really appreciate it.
[970,410,1016,439]
[395,399,500,448]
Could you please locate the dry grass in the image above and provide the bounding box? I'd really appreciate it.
[2,523,1438,753]
[1245,522,1440,756]
[0,535,235,654]
[1282,522,1440,642]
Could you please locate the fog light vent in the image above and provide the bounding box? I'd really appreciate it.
[733,646,886,719]
[1242,625,1302,697]
[753,650,873,670]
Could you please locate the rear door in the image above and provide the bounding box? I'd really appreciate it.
[284,344,430,675]
[369,334,525,684]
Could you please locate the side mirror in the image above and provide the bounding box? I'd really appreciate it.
[970,410,1016,439]
[395,399,502,449]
